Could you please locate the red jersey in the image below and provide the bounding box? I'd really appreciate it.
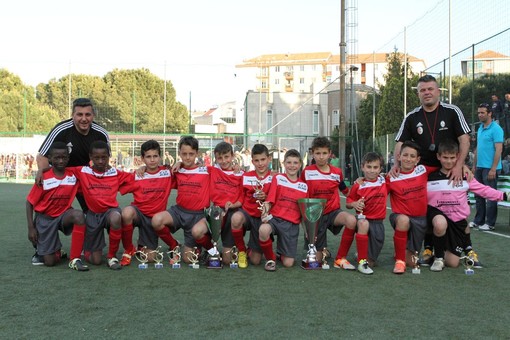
[300,164,346,214]
[241,171,272,217]
[209,165,243,208]
[346,176,387,220]
[266,174,308,224]
[122,166,172,217]
[72,166,135,213]
[386,165,432,217]
[174,166,210,211]
[26,168,78,217]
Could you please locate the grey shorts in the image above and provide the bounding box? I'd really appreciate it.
[267,217,300,258]
[84,208,122,252]
[131,205,159,250]
[367,220,385,261]
[168,205,204,248]
[315,209,345,250]
[389,213,427,253]
[220,208,237,248]
[235,209,263,251]
[34,209,74,255]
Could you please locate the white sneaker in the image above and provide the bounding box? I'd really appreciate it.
[478,224,494,231]
[468,222,478,229]
[430,258,445,272]
[107,257,122,270]
[357,259,373,275]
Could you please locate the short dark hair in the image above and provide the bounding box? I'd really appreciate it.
[251,143,269,157]
[361,152,384,167]
[214,142,233,155]
[417,74,437,84]
[72,98,95,114]
[284,149,302,162]
[141,140,161,157]
[49,141,69,155]
[478,103,492,113]
[90,140,110,156]
[437,139,459,155]
[311,137,331,151]
[401,140,421,156]
[178,136,199,151]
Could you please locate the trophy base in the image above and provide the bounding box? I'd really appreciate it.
[154,263,164,269]
[301,259,322,270]
[465,268,474,275]
[189,263,200,269]
[322,263,330,270]
[138,263,149,270]
[172,263,181,269]
[412,267,421,274]
[207,259,223,269]
[230,263,239,269]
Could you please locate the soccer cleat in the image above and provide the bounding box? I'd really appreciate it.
[69,258,89,271]
[418,248,434,267]
[264,260,276,272]
[31,252,44,266]
[478,224,495,231]
[238,251,248,269]
[393,260,406,274]
[334,258,356,270]
[468,222,478,229]
[357,259,373,275]
[430,258,445,272]
[107,257,122,270]
[467,250,483,268]
[120,248,136,266]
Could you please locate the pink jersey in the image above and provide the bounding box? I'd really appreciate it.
[123,166,172,217]
[266,174,308,224]
[209,165,243,208]
[386,165,431,217]
[72,166,135,213]
[427,170,503,222]
[347,176,387,220]
[241,171,272,217]
[26,168,78,217]
[174,166,210,211]
[300,164,346,214]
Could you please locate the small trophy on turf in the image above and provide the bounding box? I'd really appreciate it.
[321,247,330,270]
[167,246,181,269]
[135,247,149,270]
[412,251,421,274]
[153,246,164,269]
[228,246,239,269]
[298,198,326,270]
[186,247,200,269]
[204,204,224,269]
[464,254,475,275]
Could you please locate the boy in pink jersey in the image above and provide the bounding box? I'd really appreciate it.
[258,149,308,271]
[300,137,357,270]
[71,141,136,270]
[151,136,214,265]
[427,140,510,271]
[230,144,273,268]
[119,140,175,266]
[26,142,88,271]
[345,152,387,274]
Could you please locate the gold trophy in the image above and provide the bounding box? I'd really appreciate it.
[298,198,326,270]
[167,245,182,269]
[411,251,421,274]
[152,246,164,269]
[252,179,272,222]
[356,197,366,220]
[321,247,330,270]
[228,246,239,269]
[186,247,200,269]
[463,254,475,275]
[204,204,223,269]
[135,247,149,270]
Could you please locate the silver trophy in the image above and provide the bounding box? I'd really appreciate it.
[412,251,420,274]
[186,247,200,269]
[152,246,164,269]
[135,247,149,270]
[204,204,224,269]
[228,246,239,269]
[356,197,366,220]
[298,198,326,270]
[321,247,330,270]
[252,179,273,222]
[167,245,181,269]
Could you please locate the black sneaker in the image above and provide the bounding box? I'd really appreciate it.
[31,252,44,266]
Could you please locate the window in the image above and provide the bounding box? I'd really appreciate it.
[300,78,305,84]
[300,65,305,71]
[275,66,280,72]
[266,109,273,131]
[286,66,294,72]
[261,81,267,89]
[312,110,319,135]
[312,65,316,71]
[332,110,339,127]
[275,79,280,85]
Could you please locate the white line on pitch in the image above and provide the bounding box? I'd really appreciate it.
[478,231,510,239]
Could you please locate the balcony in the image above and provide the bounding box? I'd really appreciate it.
[284,72,293,80]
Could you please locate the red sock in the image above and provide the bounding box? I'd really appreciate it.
[259,238,276,261]
[121,223,135,253]
[156,227,179,249]
[394,230,407,262]
[70,224,86,260]
[356,233,369,262]
[55,250,62,262]
[196,234,214,251]
[107,228,122,259]
[232,228,246,252]
[335,227,355,260]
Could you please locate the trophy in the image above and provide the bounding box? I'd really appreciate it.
[228,246,239,269]
[186,247,200,269]
[356,197,366,220]
[298,198,326,270]
[252,179,272,222]
[152,246,164,269]
[463,254,475,275]
[411,251,421,274]
[135,247,149,270]
[204,204,224,269]
[167,245,182,269]
[321,247,330,270]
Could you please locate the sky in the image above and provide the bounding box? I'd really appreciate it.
[1,0,508,111]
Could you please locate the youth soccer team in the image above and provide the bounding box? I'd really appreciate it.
[27,135,510,273]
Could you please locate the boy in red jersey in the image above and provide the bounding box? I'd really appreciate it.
[119,140,175,266]
[151,136,213,265]
[26,142,88,271]
[71,141,135,270]
[300,137,357,270]
[258,149,308,271]
[345,152,387,274]
[191,141,243,265]
[230,144,273,268]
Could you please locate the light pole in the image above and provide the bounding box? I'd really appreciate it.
[349,65,359,178]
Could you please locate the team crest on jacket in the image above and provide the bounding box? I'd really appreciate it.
[416,122,423,135]
[66,142,73,154]
[439,120,448,131]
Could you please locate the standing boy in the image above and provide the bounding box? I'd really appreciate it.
[345,152,387,274]
[119,140,175,266]
[258,149,308,271]
[26,142,88,271]
[300,137,357,269]
[230,144,273,268]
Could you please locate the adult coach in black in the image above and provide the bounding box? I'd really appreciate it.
[390,75,471,182]
[36,98,109,211]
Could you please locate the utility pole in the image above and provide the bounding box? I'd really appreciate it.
[338,0,347,170]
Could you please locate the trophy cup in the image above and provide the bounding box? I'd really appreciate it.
[356,197,366,220]
[464,254,475,275]
[153,246,164,269]
[135,247,149,270]
[321,247,330,270]
[186,247,200,269]
[411,251,421,274]
[204,204,224,269]
[228,246,239,269]
[253,179,272,222]
[167,246,182,269]
[298,198,326,270]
